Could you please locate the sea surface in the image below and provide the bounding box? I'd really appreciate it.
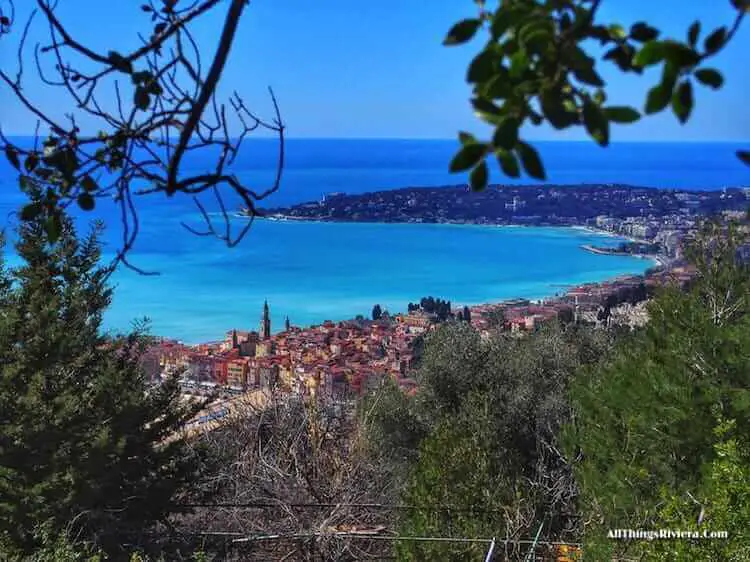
[1,140,748,343]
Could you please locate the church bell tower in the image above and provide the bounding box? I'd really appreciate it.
[260,300,271,340]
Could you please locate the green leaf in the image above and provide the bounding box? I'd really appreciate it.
[481,73,512,99]
[541,90,578,130]
[604,44,637,72]
[737,150,750,165]
[645,84,672,114]
[496,149,520,178]
[604,106,641,123]
[449,143,487,172]
[516,141,545,180]
[469,161,488,191]
[471,97,503,125]
[80,175,98,192]
[509,49,529,79]
[444,19,482,46]
[523,28,552,53]
[77,193,95,211]
[492,118,519,150]
[467,49,498,83]
[564,45,593,71]
[490,9,514,40]
[519,19,552,51]
[134,87,151,111]
[672,80,694,124]
[458,131,477,145]
[587,24,611,43]
[694,68,724,89]
[5,146,20,170]
[573,65,605,87]
[582,100,610,147]
[107,51,133,74]
[704,27,727,55]
[24,153,39,173]
[662,41,700,68]
[633,41,665,67]
[608,24,627,40]
[630,22,659,42]
[20,202,43,221]
[660,60,679,93]
[688,21,701,47]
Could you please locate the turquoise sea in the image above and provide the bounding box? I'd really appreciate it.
[1,140,749,343]
[103,220,651,343]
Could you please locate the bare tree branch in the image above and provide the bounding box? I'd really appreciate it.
[0,0,284,274]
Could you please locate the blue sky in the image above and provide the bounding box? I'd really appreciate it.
[0,0,748,140]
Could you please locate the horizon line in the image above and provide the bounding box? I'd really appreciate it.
[1,134,748,144]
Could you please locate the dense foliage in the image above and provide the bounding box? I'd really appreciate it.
[367,321,613,559]
[0,198,206,558]
[566,223,750,560]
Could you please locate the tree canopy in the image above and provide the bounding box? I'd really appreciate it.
[367,321,614,559]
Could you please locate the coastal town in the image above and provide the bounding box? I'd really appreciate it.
[142,263,696,403]
[143,182,750,426]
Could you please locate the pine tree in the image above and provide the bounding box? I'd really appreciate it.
[0,202,206,557]
[372,304,382,321]
[566,222,750,560]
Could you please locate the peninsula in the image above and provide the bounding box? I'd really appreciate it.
[252,184,748,227]
[249,183,749,262]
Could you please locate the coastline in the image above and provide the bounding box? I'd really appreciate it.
[255,213,638,237]
[580,244,664,267]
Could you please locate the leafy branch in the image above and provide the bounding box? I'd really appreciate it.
[446,0,749,190]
